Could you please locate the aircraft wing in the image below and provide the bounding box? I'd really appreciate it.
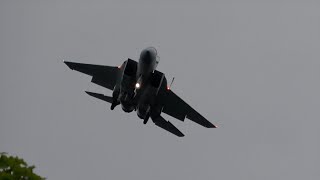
[64,61,120,90]
[161,90,216,128]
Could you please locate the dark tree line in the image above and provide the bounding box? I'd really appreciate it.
[0,152,45,180]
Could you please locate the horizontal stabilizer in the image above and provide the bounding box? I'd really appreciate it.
[152,116,184,137]
[85,91,113,104]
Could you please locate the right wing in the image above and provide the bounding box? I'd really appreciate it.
[64,61,120,90]
[160,90,216,128]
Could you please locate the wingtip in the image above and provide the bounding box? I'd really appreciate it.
[208,123,217,128]
[63,60,73,70]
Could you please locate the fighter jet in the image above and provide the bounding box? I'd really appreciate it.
[64,47,216,137]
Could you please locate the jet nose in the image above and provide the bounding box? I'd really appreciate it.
[145,50,151,57]
[140,47,157,59]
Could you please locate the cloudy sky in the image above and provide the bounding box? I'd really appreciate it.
[1,0,319,179]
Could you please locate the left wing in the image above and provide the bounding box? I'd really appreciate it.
[64,61,120,90]
[160,90,216,128]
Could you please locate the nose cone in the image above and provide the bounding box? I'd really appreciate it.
[140,47,157,62]
[144,50,152,58]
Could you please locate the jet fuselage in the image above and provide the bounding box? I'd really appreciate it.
[113,47,162,122]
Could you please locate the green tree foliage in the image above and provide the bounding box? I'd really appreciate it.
[0,152,45,180]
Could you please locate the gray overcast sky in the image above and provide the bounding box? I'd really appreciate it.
[1,0,319,179]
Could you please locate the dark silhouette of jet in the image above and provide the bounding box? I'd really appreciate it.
[64,47,216,137]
